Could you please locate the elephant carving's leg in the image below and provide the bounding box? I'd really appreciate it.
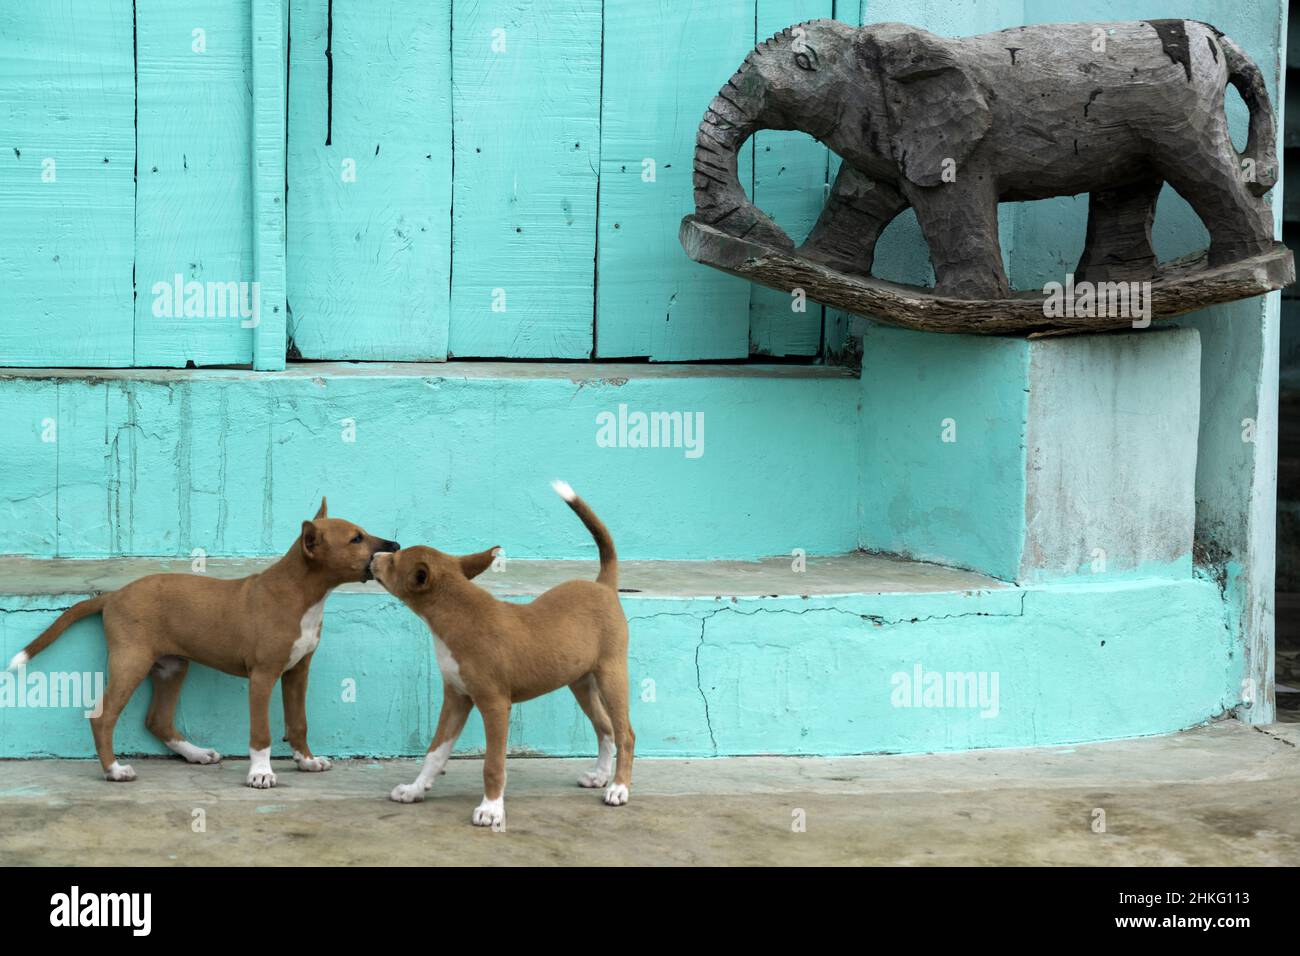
[904,176,1009,299]
[1155,137,1273,267]
[1075,179,1162,283]
[798,166,910,277]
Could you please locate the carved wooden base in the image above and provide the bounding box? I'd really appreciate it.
[680,215,1295,336]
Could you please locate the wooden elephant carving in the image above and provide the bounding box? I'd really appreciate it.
[683,18,1291,328]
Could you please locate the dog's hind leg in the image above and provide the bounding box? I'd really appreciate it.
[391,685,473,803]
[592,666,635,807]
[570,674,616,789]
[472,696,511,828]
[145,657,221,765]
[91,647,155,781]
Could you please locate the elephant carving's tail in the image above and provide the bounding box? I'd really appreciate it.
[1215,29,1279,196]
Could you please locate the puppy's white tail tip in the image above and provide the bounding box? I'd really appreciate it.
[550,479,576,502]
[6,651,28,672]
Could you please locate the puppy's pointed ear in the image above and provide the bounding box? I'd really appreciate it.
[459,547,500,580]
[301,520,319,559]
[409,562,433,592]
[315,497,328,519]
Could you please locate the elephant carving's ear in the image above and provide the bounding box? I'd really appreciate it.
[877,30,991,188]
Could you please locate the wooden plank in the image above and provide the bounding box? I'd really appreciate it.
[286,0,452,360]
[251,0,287,370]
[449,0,601,359]
[134,1,255,367]
[0,0,135,367]
[749,1,834,357]
[595,0,756,360]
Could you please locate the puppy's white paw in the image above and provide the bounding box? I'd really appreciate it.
[472,796,505,829]
[603,783,629,806]
[104,762,136,782]
[390,783,427,804]
[294,754,332,773]
[246,769,277,789]
[578,769,610,788]
[167,739,221,764]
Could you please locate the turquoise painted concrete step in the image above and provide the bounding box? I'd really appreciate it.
[0,362,858,561]
[0,555,1238,759]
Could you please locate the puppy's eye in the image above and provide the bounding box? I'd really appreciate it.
[415,568,428,585]
[351,533,363,544]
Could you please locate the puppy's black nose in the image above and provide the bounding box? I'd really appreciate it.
[380,540,400,553]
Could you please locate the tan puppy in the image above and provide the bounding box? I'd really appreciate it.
[373,480,632,828]
[6,499,398,787]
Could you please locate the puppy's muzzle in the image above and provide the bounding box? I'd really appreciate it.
[366,541,401,581]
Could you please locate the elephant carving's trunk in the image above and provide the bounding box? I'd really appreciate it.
[693,85,760,228]
[696,98,759,227]
[692,58,793,248]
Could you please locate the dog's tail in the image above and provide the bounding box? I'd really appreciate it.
[551,480,618,590]
[7,594,108,670]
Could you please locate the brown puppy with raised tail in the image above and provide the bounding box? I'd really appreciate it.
[372,480,632,828]
[6,499,398,787]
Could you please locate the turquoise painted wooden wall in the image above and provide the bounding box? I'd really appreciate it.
[135,0,256,367]
[287,0,450,361]
[0,0,847,367]
[0,1,135,367]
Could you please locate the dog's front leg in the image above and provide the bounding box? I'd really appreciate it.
[246,670,279,788]
[472,696,511,829]
[282,654,331,773]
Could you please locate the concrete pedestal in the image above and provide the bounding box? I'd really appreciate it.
[860,325,1201,583]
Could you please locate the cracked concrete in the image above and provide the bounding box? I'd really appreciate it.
[0,721,1294,866]
[0,572,1232,758]
[694,617,717,751]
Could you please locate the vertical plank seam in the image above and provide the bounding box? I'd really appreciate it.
[325,0,333,145]
[748,0,758,357]
[132,0,139,367]
[818,0,839,362]
[251,0,288,370]
[284,0,292,349]
[448,0,456,355]
[592,0,605,359]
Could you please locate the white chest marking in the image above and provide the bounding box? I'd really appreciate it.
[286,600,325,671]
[433,635,467,694]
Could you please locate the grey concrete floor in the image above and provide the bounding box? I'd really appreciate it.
[0,720,1296,866]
